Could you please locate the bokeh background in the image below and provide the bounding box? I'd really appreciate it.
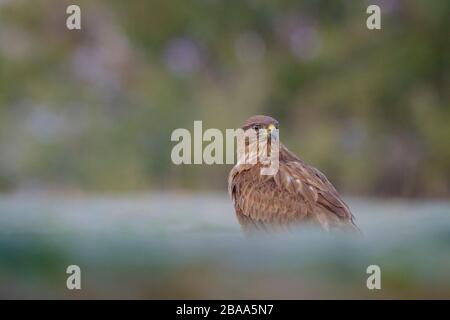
[0,0,450,299]
[1,0,449,196]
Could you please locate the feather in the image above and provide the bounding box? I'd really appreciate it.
[228,116,359,233]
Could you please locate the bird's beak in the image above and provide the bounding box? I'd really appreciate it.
[267,124,278,140]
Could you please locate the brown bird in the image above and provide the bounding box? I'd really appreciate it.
[228,115,358,233]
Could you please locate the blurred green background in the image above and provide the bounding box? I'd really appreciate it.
[0,0,449,197]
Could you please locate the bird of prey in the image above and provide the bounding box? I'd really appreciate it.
[228,115,358,233]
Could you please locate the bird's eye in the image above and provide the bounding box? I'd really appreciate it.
[252,124,262,130]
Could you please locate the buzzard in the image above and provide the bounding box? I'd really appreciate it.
[228,115,358,233]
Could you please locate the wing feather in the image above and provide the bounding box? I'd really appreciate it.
[228,144,358,232]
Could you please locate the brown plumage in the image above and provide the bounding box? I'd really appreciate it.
[228,115,359,233]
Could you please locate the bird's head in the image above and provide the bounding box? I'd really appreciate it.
[242,115,279,141]
[240,115,280,174]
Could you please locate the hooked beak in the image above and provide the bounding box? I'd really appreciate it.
[267,124,278,140]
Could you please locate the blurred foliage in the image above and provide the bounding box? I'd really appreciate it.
[0,0,449,196]
[1,195,450,298]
